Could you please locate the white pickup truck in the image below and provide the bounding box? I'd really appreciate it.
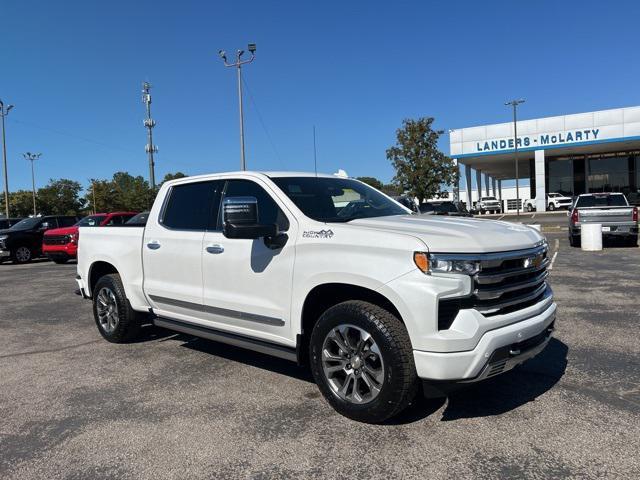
[76,172,556,423]
[523,192,573,212]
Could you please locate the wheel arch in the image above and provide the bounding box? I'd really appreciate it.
[297,282,404,365]
[88,261,119,297]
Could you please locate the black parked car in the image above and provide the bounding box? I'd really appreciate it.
[0,217,25,230]
[419,201,473,217]
[0,215,80,264]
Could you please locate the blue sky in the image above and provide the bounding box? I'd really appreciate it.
[2,0,640,193]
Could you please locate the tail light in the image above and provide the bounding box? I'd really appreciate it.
[571,209,579,224]
[633,207,638,223]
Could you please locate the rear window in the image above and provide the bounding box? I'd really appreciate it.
[575,194,628,208]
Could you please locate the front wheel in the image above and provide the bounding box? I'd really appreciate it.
[92,273,143,343]
[548,203,556,211]
[527,204,534,212]
[12,246,32,264]
[309,300,418,423]
[52,257,68,264]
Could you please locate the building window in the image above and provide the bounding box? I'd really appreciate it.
[587,156,630,194]
[547,158,574,197]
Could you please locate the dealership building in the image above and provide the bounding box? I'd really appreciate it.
[450,105,640,211]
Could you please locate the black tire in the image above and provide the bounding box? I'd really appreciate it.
[92,273,143,343]
[548,203,556,211]
[52,257,68,264]
[12,246,32,264]
[309,300,419,423]
[526,204,534,212]
[627,235,638,247]
[569,234,580,247]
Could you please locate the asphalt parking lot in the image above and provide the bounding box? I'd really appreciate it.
[1,233,639,479]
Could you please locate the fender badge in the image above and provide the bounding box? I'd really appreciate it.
[303,229,334,239]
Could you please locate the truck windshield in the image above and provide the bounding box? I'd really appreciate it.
[271,177,409,222]
[76,215,106,227]
[9,217,41,230]
[575,194,628,208]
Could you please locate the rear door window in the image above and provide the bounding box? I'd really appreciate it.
[161,181,224,230]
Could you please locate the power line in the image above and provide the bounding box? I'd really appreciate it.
[241,75,286,170]
[9,118,138,155]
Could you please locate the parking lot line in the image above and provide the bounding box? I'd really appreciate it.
[548,238,560,270]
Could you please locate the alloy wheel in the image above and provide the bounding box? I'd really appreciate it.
[15,247,31,263]
[96,287,119,333]
[321,324,385,404]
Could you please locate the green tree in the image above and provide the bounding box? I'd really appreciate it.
[0,190,36,217]
[356,176,383,190]
[85,179,118,214]
[161,171,188,184]
[111,171,155,211]
[37,179,85,215]
[386,117,457,202]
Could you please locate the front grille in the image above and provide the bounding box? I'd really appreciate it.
[43,235,69,245]
[472,246,549,316]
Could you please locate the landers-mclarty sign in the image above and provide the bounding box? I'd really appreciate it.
[475,128,600,153]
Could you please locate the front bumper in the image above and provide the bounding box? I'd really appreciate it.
[43,243,77,258]
[413,301,556,381]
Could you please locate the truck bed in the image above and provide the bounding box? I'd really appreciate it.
[77,226,148,310]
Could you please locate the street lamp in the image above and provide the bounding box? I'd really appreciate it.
[218,43,256,171]
[505,99,525,217]
[0,100,14,218]
[24,152,41,216]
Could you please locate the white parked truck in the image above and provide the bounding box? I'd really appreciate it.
[76,172,556,423]
[523,192,573,212]
[476,196,501,214]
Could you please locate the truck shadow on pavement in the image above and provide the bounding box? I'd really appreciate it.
[150,328,568,425]
[438,338,568,421]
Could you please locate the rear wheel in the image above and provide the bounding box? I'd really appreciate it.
[92,273,143,343]
[527,204,534,212]
[627,235,638,247]
[12,246,32,264]
[569,234,580,247]
[309,300,418,423]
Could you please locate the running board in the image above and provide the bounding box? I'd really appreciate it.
[153,317,298,362]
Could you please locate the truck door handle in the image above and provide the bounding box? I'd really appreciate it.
[206,244,224,254]
[147,241,161,250]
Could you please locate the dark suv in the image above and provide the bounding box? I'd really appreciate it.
[0,215,80,264]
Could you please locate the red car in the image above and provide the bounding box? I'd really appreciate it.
[42,212,137,263]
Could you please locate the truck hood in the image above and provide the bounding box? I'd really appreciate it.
[348,215,543,253]
[44,226,78,236]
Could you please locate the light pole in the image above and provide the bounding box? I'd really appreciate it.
[24,152,41,216]
[218,43,256,171]
[0,100,14,218]
[142,82,158,189]
[505,99,525,217]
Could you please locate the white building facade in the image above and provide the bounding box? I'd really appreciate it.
[450,105,640,212]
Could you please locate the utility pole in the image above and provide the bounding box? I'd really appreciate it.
[142,82,158,189]
[0,100,14,218]
[218,43,256,170]
[505,99,525,217]
[91,180,97,214]
[24,152,41,216]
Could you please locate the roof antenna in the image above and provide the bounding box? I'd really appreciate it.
[313,125,318,177]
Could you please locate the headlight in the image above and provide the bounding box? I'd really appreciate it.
[0,235,7,241]
[413,252,480,275]
[430,255,480,275]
